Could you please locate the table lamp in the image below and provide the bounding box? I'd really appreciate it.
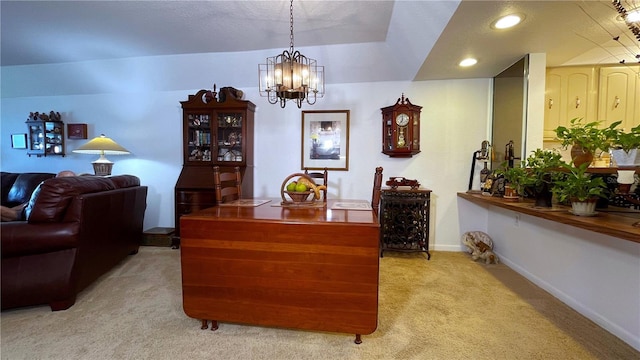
[72,134,130,176]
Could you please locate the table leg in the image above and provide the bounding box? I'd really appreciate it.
[354,334,362,344]
[200,319,208,329]
[211,320,219,331]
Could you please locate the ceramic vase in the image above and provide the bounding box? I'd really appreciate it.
[571,144,593,167]
[570,198,598,216]
[611,148,640,168]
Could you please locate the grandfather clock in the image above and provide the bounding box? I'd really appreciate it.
[381,94,422,157]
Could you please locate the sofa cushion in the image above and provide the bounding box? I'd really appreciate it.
[3,173,55,207]
[1,172,20,205]
[107,175,140,189]
[28,177,116,223]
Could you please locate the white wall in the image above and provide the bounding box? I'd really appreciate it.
[1,55,492,251]
[457,199,640,351]
[525,53,546,154]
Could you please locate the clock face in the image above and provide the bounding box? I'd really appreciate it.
[395,113,409,126]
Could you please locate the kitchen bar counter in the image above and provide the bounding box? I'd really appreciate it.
[457,192,640,243]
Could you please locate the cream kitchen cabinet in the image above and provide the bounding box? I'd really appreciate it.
[597,66,639,132]
[544,66,598,140]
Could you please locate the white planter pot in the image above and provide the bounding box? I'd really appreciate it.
[570,199,598,216]
[611,148,640,167]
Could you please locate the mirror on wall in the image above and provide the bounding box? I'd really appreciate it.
[491,55,528,171]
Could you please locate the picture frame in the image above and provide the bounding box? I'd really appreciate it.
[11,134,27,149]
[301,110,350,171]
[67,123,88,139]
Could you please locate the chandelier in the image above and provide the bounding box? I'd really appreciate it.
[258,0,324,108]
[613,0,640,42]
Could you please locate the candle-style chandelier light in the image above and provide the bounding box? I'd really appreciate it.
[258,0,324,108]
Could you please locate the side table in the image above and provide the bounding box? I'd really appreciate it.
[380,188,432,259]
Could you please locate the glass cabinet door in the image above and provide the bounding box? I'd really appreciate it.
[214,112,244,164]
[27,121,45,156]
[185,113,212,163]
[44,121,64,155]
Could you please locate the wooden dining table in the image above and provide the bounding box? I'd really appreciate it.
[179,198,380,344]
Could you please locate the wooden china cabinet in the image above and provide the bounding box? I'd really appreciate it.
[173,86,255,247]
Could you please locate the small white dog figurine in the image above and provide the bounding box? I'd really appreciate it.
[462,231,499,264]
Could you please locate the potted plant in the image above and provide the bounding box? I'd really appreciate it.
[521,149,566,207]
[555,118,620,166]
[551,162,608,216]
[495,162,535,200]
[610,124,640,167]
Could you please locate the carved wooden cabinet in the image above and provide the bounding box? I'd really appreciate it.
[174,86,255,246]
[380,188,432,259]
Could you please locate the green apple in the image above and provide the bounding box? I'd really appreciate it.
[286,181,297,192]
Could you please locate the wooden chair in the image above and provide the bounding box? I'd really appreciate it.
[303,167,328,201]
[371,167,383,218]
[213,166,242,203]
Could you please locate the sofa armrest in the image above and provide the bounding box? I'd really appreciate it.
[1,222,79,258]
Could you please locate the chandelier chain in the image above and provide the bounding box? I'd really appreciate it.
[289,0,294,53]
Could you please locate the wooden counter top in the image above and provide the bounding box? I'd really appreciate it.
[457,192,640,243]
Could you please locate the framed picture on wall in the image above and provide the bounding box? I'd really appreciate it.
[11,134,27,149]
[301,110,350,171]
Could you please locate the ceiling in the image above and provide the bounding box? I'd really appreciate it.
[1,0,639,87]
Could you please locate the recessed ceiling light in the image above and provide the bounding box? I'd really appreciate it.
[459,58,478,67]
[492,14,524,29]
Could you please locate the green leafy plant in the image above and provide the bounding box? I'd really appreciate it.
[494,162,535,196]
[551,162,608,203]
[555,118,620,154]
[524,149,565,193]
[611,124,640,153]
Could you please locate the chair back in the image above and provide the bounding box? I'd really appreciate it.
[303,167,328,201]
[371,167,383,217]
[213,166,242,203]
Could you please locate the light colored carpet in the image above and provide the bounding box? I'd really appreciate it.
[1,247,638,360]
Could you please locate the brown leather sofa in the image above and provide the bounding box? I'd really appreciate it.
[1,174,148,311]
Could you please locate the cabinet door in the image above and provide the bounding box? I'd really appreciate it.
[44,121,64,156]
[598,66,639,131]
[214,111,245,164]
[185,113,213,163]
[544,72,562,139]
[27,121,45,156]
[544,67,597,140]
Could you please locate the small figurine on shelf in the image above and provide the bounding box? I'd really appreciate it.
[385,177,420,189]
[228,132,238,146]
[204,84,217,104]
[27,111,61,122]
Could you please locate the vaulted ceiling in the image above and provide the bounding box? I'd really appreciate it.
[1,0,638,87]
